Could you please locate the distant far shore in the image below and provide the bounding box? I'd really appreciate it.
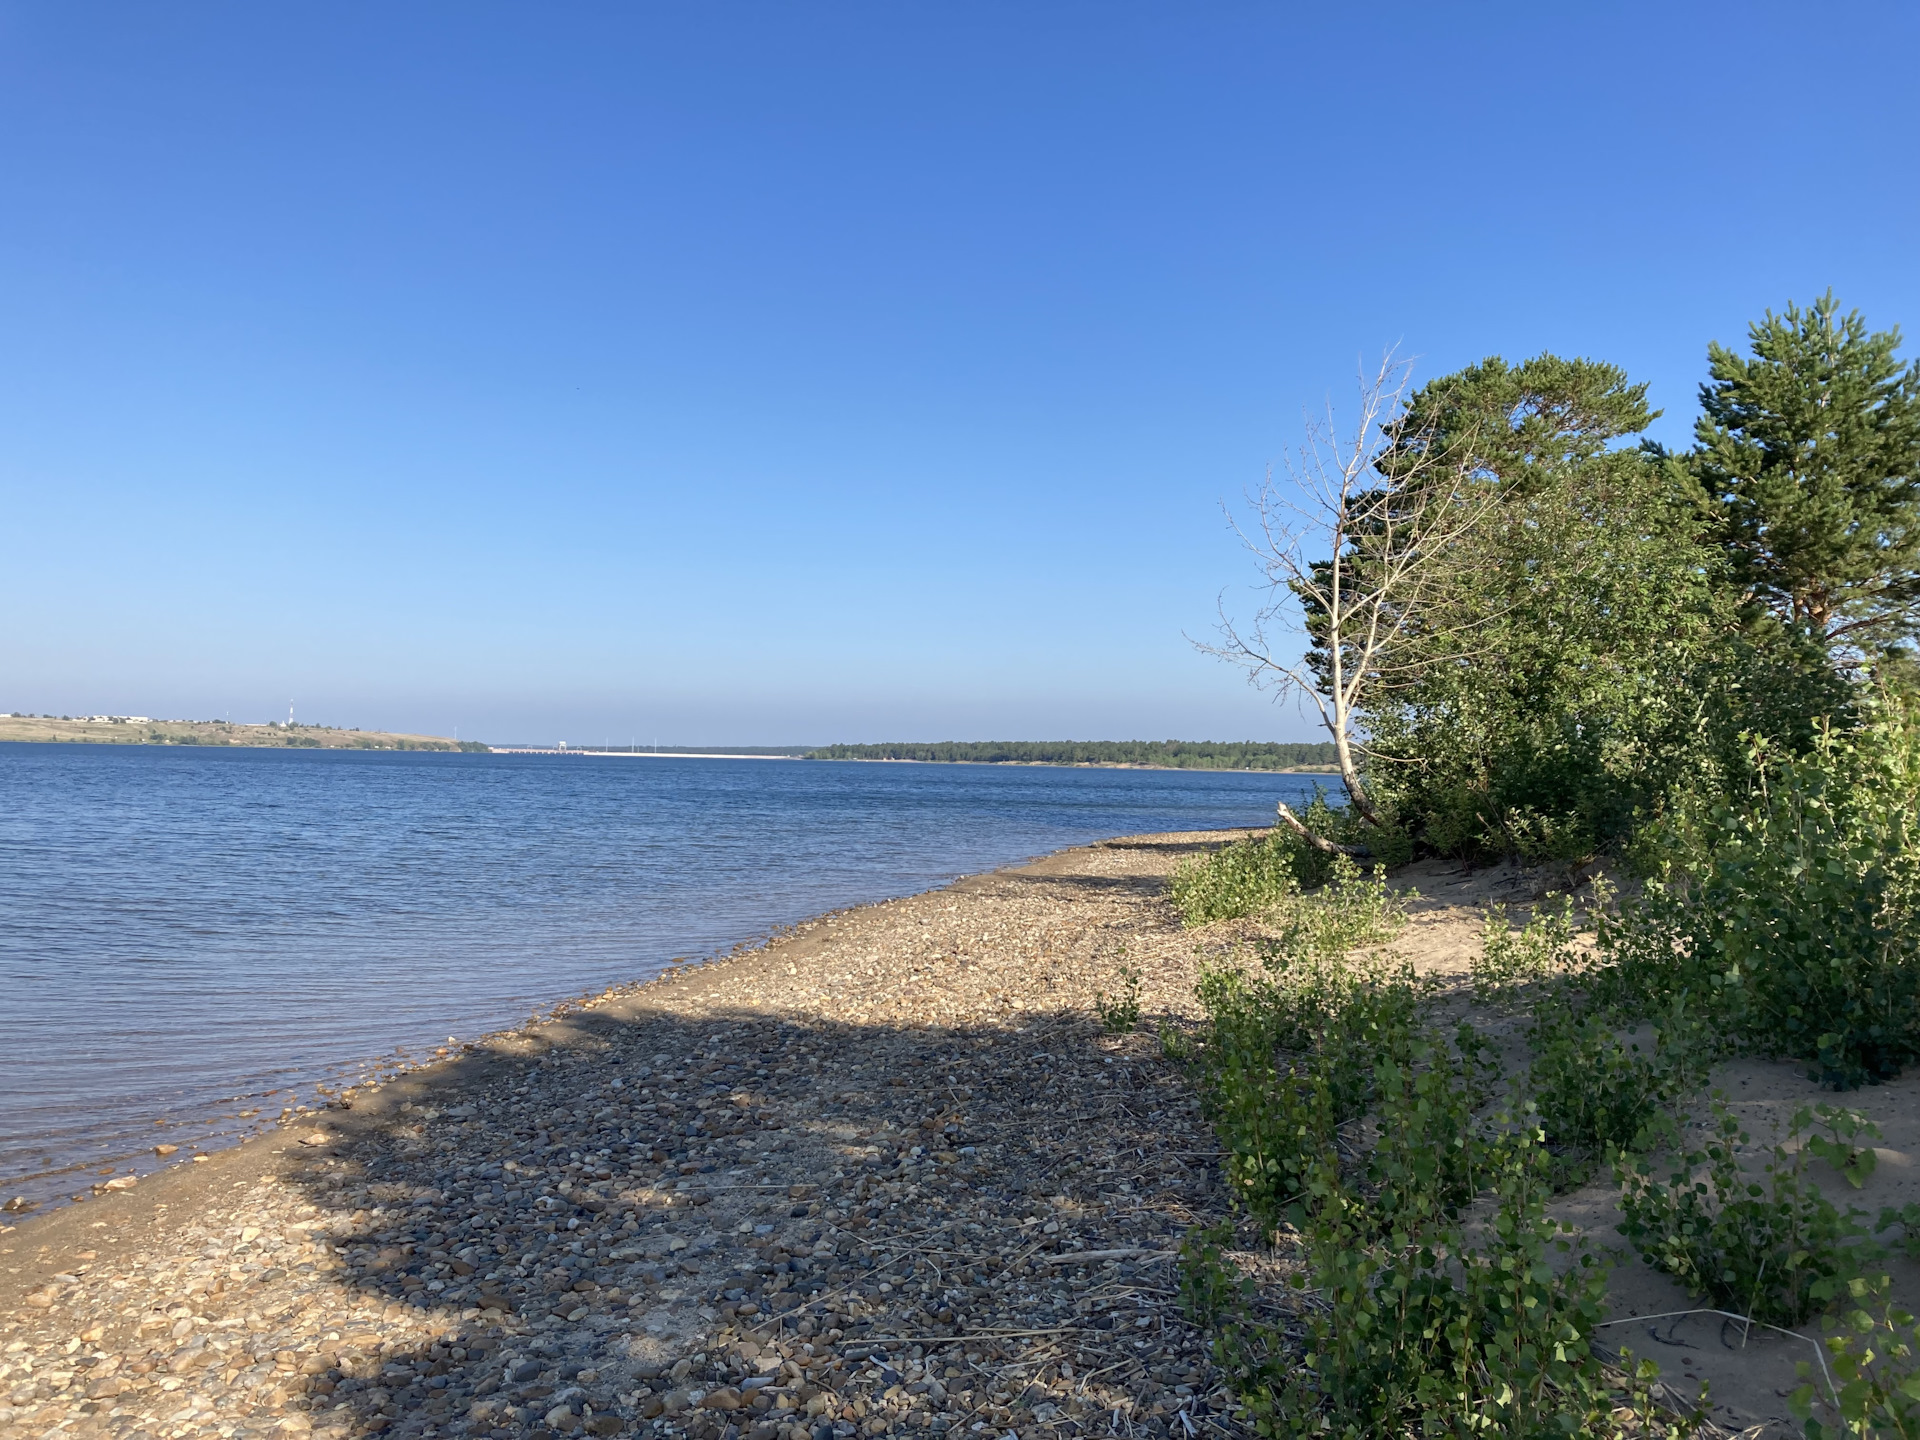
[530,747,1342,774]
[0,713,485,753]
[544,739,1342,773]
[804,755,1341,773]
[1,719,1340,772]
[800,739,1340,771]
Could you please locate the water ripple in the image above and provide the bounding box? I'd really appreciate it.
[0,743,1319,1208]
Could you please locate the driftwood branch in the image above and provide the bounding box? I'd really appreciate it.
[1275,801,1371,857]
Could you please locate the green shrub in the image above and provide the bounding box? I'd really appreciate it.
[1446,1123,1620,1436]
[1168,792,1375,923]
[1474,893,1579,1006]
[1363,1032,1493,1235]
[1616,1095,1881,1326]
[1187,949,1426,1226]
[1094,962,1142,1033]
[1878,1204,1920,1263]
[1170,829,1302,924]
[1311,964,1429,1124]
[1187,961,1329,1225]
[1271,853,1414,957]
[1803,1104,1884,1189]
[1790,1276,1920,1440]
[1178,937,1704,1435]
[1189,1117,1644,1438]
[1276,1175,1472,1432]
[1599,702,1920,1088]
[1526,998,1709,1187]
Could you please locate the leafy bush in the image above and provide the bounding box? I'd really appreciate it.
[1270,853,1414,957]
[1790,1276,1920,1440]
[1446,1126,1622,1436]
[1875,1203,1920,1263]
[1474,893,1579,1006]
[1187,960,1330,1224]
[1170,829,1303,925]
[1094,962,1142,1033]
[1168,792,1373,923]
[1616,1096,1880,1325]
[1600,701,1920,1087]
[1187,948,1426,1225]
[1526,998,1708,1187]
[1362,1030,1496,1235]
[1188,1118,1654,1438]
[1179,935,1701,1434]
[1803,1104,1883,1189]
[1310,962,1429,1124]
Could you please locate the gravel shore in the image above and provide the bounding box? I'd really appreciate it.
[0,830,1251,1440]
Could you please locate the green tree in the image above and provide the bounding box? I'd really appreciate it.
[1357,355,1737,859]
[1688,292,1920,666]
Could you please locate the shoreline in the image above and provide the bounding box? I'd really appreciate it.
[3,728,1336,776]
[2,734,1333,775]
[0,821,1267,1222]
[3,828,1249,1221]
[531,753,1338,775]
[0,718,474,753]
[791,759,1338,774]
[0,828,1256,1440]
[4,835,1895,1436]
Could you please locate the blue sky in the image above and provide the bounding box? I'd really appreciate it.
[1,4,1915,745]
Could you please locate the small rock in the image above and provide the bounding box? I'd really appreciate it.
[700,1387,744,1411]
[154,1144,180,1157]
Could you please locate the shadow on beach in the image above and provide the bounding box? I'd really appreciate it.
[251,998,1223,1440]
[0,831,1255,1440]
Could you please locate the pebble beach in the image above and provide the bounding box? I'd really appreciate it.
[0,830,1252,1440]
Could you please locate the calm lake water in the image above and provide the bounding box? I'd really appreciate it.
[0,743,1322,1211]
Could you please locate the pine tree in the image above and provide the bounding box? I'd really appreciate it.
[1690,292,1920,664]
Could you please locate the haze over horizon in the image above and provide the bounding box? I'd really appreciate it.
[2,3,1914,745]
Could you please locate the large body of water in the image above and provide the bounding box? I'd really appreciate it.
[0,743,1322,1210]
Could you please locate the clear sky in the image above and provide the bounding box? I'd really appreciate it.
[1,4,1914,746]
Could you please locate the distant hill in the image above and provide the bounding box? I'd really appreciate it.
[0,714,488,752]
[803,740,1340,771]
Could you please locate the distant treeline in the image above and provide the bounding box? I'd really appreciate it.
[577,745,812,756]
[804,740,1339,770]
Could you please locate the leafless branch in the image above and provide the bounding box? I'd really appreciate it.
[1200,351,1504,840]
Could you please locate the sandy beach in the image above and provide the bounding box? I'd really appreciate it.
[0,830,1253,1440]
[8,831,1920,1440]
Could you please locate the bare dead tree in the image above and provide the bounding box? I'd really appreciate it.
[1201,352,1503,854]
